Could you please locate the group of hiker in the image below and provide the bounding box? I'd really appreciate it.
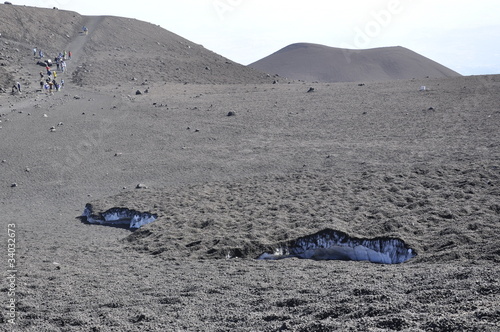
[10,24,91,95]
[39,69,64,93]
[53,53,68,73]
[34,47,70,60]
[32,47,72,94]
[8,23,90,96]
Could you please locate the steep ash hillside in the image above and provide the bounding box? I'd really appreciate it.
[0,4,271,90]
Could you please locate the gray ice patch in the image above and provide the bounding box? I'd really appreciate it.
[258,229,416,264]
[81,204,157,229]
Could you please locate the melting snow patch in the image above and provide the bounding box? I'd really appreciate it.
[258,229,416,264]
[81,204,157,229]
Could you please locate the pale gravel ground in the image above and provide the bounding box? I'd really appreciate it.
[1,75,499,331]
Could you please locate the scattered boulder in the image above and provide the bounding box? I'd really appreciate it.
[307,87,315,93]
[227,111,236,117]
[136,183,147,189]
[135,90,142,95]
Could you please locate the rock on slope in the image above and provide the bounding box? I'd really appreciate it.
[249,42,461,82]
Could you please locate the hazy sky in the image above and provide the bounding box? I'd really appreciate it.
[18,0,500,75]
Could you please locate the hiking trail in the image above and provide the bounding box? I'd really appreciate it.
[63,16,104,75]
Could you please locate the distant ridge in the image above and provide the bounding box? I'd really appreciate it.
[249,43,461,82]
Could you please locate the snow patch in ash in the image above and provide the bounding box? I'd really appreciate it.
[258,229,416,264]
[82,203,157,229]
